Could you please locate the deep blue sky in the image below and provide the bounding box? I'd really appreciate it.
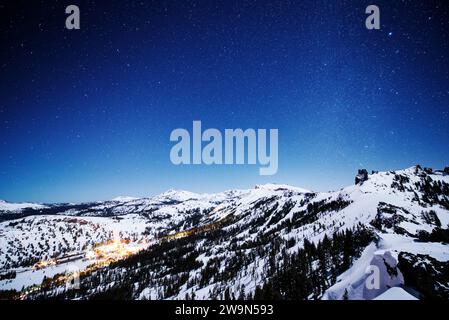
[1,0,448,203]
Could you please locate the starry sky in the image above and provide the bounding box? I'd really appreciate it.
[1,0,448,203]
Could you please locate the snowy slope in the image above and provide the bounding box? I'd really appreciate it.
[374,287,418,300]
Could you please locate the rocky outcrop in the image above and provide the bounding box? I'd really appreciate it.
[363,251,404,300]
[398,252,449,299]
[424,167,433,174]
[355,169,368,185]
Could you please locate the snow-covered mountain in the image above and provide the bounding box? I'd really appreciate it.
[110,196,139,202]
[1,165,448,300]
[0,200,48,213]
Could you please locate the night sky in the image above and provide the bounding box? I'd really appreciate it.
[1,0,448,203]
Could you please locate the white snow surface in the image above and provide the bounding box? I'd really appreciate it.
[374,287,418,300]
[0,200,48,212]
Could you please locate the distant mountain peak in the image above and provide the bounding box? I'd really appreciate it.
[111,196,139,202]
[254,183,311,193]
[154,189,201,202]
[0,200,47,213]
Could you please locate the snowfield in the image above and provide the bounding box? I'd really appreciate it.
[0,200,48,213]
[374,287,418,300]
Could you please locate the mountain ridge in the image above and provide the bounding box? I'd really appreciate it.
[1,165,448,300]
[1,165,445,212]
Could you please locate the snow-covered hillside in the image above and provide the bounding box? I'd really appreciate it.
[0,200,48,213]
[1,165,448,300]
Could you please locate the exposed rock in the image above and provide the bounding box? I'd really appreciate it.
[355,169,368,185]
[398,252,449,299]
[370,202,415,236]
[424,167,433,174]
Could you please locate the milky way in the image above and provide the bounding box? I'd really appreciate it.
[0,0,448,202]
